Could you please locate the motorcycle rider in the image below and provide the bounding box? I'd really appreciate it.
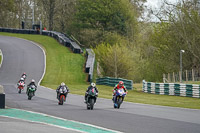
[84,83,98,103]
[56,82,69,99]
[17,78,25,88]
[21,72,27,80]
[26,79,37,95]
[112,81,127,101]
[18,78,25,84]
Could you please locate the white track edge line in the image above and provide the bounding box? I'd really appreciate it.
[0,115,86,133]
[7,37,122,133]
[11,37,46,86]
[0,49,3,69]
[9,108,123,133]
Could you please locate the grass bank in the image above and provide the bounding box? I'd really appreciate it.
[1,32,200,109]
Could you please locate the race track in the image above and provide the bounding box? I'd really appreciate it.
[0,35,200,133]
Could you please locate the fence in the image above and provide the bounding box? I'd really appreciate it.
[0,85,5,108]
[96,77,133,90]
[85,49,95,82]
[143,80,200,98]
[163,68,200,83]
[0,27,82,54]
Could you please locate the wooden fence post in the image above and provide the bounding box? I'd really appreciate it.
[186,70,188,82]
[168,73,170,82]
[192,69,195,81]
[163,74,166,83]
[173,72,175,83]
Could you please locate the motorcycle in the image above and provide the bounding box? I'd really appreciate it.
[86,88,98,110]
[113,88,127,109]
[27,85,36,100]
[57,86,68,105]
[17,81,25,93]
[22,75,26,80]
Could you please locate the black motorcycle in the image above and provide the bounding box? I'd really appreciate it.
[86,88,98,110]
[27,85,36,100]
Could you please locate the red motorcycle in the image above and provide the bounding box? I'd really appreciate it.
[58,86,69,105]
[17,81,25,93]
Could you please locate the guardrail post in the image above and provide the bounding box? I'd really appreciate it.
[0,85,5,109]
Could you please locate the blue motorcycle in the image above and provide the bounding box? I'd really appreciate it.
[113,88,127,109]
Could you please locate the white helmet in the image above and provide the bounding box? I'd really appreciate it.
[31,79,35,82]
[20,78,24,81]
[91,83,96,87]
[61,82,65,86]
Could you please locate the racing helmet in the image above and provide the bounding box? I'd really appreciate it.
[119,81,124,87]
[61,82,65,86]
[91,82,96,87]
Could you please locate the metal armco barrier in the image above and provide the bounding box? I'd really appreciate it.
[142,80,200,98]
[96,77,133,90]
[85,49,95,82]
[0,27,82,54]
[0,85,5,109]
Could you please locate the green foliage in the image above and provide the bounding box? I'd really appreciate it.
[0,0,16,27]
[138,1,200,82]
[74,0,138,46]
[0,0,14,11]
[94,43,136,79]
[102,32,129,46]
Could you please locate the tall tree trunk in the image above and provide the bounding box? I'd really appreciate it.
[48,0,55,30]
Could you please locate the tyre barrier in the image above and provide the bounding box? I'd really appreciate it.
[0,85,5,109]
[85,49,95,82]
[96,77,133,90]
[0,27,82,54]
[142,80,200,98]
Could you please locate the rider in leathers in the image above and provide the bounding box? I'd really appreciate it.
[112,81,127,102]
[26,79,37,95]
[84,83,98,103]
[56,82,69,99]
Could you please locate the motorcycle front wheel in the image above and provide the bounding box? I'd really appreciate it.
[18,89,21,94]
[28,92,33,100]
[59,95,65,105]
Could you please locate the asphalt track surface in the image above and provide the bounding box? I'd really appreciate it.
[1,35,200,133]
[0,116,79,133]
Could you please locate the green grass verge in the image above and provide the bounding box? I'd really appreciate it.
[1,32,200,109]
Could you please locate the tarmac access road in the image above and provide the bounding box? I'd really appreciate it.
[0,35,200,133]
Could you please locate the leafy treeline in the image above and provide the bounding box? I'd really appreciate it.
[143,0,200,82]
[1,0,200,83]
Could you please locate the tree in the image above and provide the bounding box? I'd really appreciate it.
[41,0,56,31]
[74,0,138,46]
[0,0,15,27]
[94,43,139,80]
[140,0,200,82]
